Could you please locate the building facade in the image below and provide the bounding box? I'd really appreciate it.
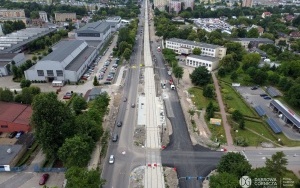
[54,12,76,22]
[169,1,182,13]
[186,55,219,71]
[0,102,32,132]
[39,11,48,23]
[105,16,121,32]
[75,20,111,41]
[154,0,167,11]
[242,0,253,7]
[0,9,26,25]
[165,38,227,59]
[182,0,194,9]
[24,40,98,83]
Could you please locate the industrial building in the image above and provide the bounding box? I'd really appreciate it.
[0,53,26,76]
[75,20,111,41]
[0,27,56,53]
[232,38,274,49]
[185,55,219,71]
[24,40,99,83]
[165,38,227,59]
[105,16,121,32]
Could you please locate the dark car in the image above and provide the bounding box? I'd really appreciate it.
[264,96,272,100]
[260,94,268,97]
[39,173,49,185]
[8,131,18,138]
[117,121,122,127]
[123,97,127,102]
[131,103,135,108]
[251,86,258,90]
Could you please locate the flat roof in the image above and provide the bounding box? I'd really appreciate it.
[0,102,32,125]
[0,53,19,60]
[42,40,85,62]
[270,100,300,128]
[188,54,219,62]
[232,38,274,42]
[85,40,101,48]
[167,38,221,49]
[0,61,10,67]
[0,145,23,165]
[65,46,95,71]
[76,21,110,34]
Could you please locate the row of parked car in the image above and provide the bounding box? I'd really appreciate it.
[98,59,119,82]
[5,131,25,139]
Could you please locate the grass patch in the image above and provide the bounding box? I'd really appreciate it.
[188,87,219,110]
[220,82,256,117]
[276,133,300,147]
[207,114,227,144]
[100,130,110,157]
[232,128,269,146]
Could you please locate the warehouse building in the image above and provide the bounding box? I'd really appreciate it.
[0,53,26,76]
[24,40,98,83]
[75,20,111,41]
[165,38,227,59]
[186,55,219,71]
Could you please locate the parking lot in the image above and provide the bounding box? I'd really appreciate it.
[235,86,300,140]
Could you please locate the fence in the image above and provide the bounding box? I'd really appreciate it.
[33,165,66,173]
[10,165,27,172]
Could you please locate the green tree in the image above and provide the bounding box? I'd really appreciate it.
[265,151,288,178]
[173,66,184,84]
[65,167,106,188]
[0,88,14,102]
[203,84,214,98]
[74,113,103,142]
[20,79,31,88]
[232,110,243,122]
[239,118,245,130]
[247,28,259,38]
[48,48,53,53]
[220,54,239,72]
[247,167,272,180]
[93,76,99,86]
[123,48,132,60]
[72,95,87,115]
[58,135,94,168]
[217,152,252,177]
[267,71,280,85]
[32,56,37,62]
[242,53,261,70]
[192,47,201,55]
[188,109,195,120]
[218,67,226,77]
[209,172,240,188]
[286,84,300,107]
[230,71,238,81]
[206,101,215,120]
[31,92,74,158]
[190,66,211,86]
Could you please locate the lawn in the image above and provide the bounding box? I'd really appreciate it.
[246,120,277,141]
[207,123,227,144]
[188,87,219,110]
[220,82,256,117]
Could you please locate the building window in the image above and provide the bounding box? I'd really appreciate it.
[56,70,63,77]
[47,70,54,76]
[1,125,8,128]
[37,70,44,76]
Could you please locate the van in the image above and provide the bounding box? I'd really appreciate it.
[112,133,118,142]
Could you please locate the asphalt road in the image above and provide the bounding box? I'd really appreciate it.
[101,4,146,188]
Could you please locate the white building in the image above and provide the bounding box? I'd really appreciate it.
[24,40,98,83]
[154,0,167,11]
[181,0,194,9]
[75,20,111,41]
[105,16,121,32]
[0,53,26,76]
[186,55,219,71]
[165,38,227,59]
[169,1,182,13]
[39,11,48,23]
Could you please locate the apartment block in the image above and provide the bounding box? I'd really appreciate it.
[54,12,76,22]
[165,38,227,59]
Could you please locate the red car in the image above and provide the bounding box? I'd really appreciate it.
[63,92,72,99]
[39,173,49,185]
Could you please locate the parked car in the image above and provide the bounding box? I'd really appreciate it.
[264,96,272,100]
[15,131,24,139]
[112,133,118,142]
[260,94,268,97]
[131,103,135,108]
[251,86,258,90]
[63,92,72,99]
[106,77,113,81]
[123,97,127,102]
[109,155,115,164]
[39,173,49,185]
[117,121,122,127]
[8,131,18,138]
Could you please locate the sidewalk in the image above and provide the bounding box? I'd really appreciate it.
[211,72,234,146]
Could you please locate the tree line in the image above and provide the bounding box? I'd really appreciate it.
[209,152,300,188]
[1,20,26,35]
[31,92,109,187]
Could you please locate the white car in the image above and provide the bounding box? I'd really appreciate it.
[109,155,114,164]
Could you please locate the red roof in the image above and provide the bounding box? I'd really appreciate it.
[0,102,32,125]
